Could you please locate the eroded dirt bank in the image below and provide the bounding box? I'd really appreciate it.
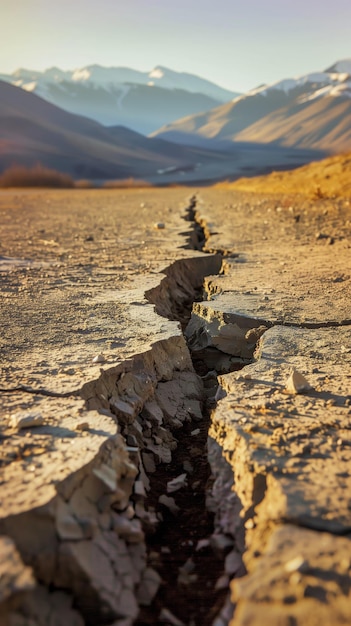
[0,187,350,626]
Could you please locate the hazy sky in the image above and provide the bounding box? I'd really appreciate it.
[2,0,351,92]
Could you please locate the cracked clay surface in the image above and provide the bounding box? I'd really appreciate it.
[0,186,351,626]
[189,188,351,626]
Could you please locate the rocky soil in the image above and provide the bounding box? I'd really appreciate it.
[0,185,350,626]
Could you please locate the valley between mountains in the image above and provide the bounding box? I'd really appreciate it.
[1,58,351,185]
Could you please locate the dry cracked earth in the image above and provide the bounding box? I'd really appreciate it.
[0,186,350,626]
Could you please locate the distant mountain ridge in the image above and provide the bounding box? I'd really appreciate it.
[0,80,222,179]
[152,59,351,153]
[0,65,239,135]
[0,80,325,185]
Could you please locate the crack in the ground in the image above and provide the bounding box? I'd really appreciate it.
[139,199,351,625]
[3,194,350,626]
[0,384,79,397]
[130,198,246,625]
[73,195,243,626]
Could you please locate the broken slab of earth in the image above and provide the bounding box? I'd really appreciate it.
[0,187,350,625]
[188,189,351,625]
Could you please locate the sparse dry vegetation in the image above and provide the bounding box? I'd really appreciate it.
[0,167,156,190]
[102,177,152,189]
[216,152,351,199]
[0,164,75,188]
[75,179,95,189]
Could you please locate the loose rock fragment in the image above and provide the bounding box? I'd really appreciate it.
[210,534,234,556]
[9,412,44,430]
[186,399,203,421]
[177,558,198,585]
[113,516,144,543]
[167,473,188,493]
[196,538,210,551]
[92,353,106,363]
[225,550,244,575]
[93,463,117,492]
[142,452,156,473]
[284,555,309,573]
[183,460,194,473]
[137,567,162,606]
[134,480,146,497]
[215,574,230,590]
[285,368,313,394]
[154,222,165,229]
[159,608,186,626]
[75,421,89,431]
[245,325,268,343]
[158,495,180,514]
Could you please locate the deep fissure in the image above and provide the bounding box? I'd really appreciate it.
[0,196,255,626]
[70,197,251,626]
[133,198,249,625]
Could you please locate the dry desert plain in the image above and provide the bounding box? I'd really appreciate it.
[0,168,351,626]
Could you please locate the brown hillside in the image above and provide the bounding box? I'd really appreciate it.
[235,96,351,153]
[218,152,351,198]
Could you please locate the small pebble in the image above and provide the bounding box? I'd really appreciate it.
[215,574,229,590]
[183,460,194,473]
[285,555,308,573]
[159,608,185,626]
[196,538,210,551]
[285,368,312,394]
[167,473,187,493]
[75,422,89,431]
[244,518,255,530]
[92,354,106,363]
[158,495,179,515]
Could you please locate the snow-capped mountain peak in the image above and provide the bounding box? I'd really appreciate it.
[149,67,165,79]
[0,63,239,135]
[230,64,351,107]
[325,59,351,75]
[152,57,351,154]
[71,68,91,82]
[1,63,238,103]
[246,71,347,98]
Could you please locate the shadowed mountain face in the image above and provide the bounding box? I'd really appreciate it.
[152,60,351,153]
[0,65,239,135]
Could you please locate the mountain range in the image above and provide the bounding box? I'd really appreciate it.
[0,78,324,184]
[0,65,239,135]
[152,59,351,153]
[0,80,228,180]
[1,59,350,183]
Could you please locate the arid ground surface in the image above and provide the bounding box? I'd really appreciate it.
[0,179,350,625]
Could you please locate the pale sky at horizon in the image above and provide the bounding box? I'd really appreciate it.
[2,0,351,93]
